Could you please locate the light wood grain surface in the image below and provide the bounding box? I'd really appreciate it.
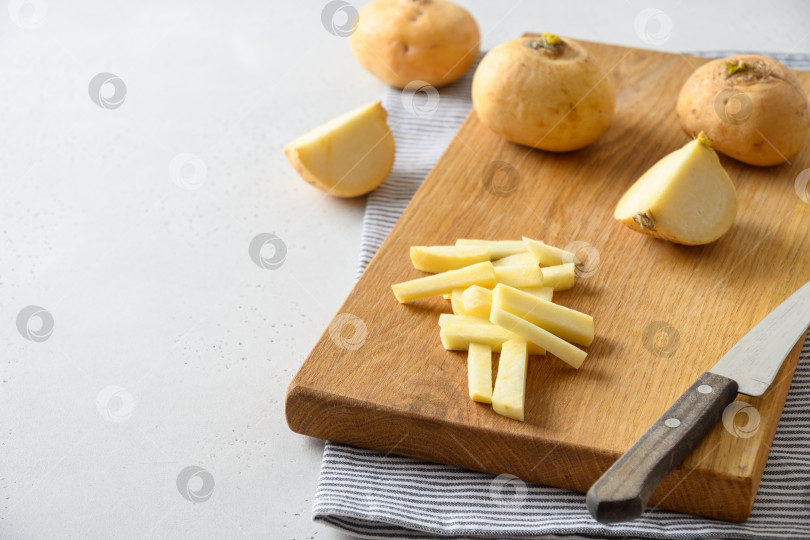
[286,41,810,521]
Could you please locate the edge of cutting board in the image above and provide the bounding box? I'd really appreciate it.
[287,337,802,521]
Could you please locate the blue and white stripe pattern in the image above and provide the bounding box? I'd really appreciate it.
[316,53,810,539]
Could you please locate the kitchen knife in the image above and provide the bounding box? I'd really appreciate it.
[586,280,810,523]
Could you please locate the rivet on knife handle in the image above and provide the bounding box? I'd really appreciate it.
[586,372,738,523]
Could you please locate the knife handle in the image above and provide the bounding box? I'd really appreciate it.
[586,371,738,523]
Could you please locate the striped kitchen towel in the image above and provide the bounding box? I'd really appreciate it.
[313,53,810,539]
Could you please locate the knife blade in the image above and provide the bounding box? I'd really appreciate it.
[586,280,810,524]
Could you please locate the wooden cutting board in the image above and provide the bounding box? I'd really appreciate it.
[285,40,810,522]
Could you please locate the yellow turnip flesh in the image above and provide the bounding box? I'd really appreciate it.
[614,134,737,245]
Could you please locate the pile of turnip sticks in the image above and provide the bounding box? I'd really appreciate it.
[391,238,595,421]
